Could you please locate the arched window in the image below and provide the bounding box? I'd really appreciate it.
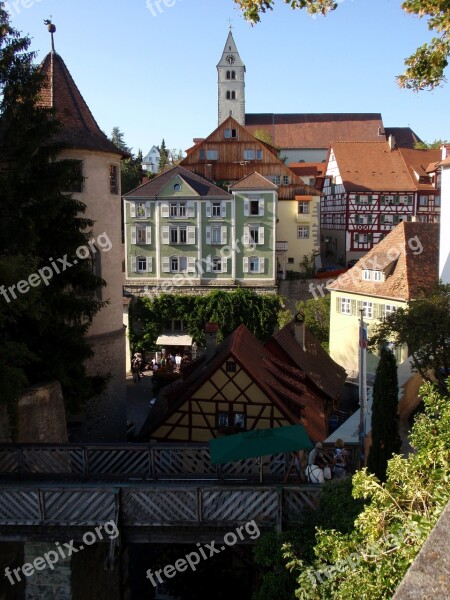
[226,91,231,99]
[226,71,231,80]
[231,71,236,80]
[231,91,236,100]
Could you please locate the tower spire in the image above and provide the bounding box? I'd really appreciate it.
[44,18,56,53]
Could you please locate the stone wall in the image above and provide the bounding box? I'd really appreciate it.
[16,381,68,443]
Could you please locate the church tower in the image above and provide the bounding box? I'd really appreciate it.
[217,29,245,126]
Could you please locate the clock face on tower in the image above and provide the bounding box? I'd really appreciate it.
[226,54,235,65]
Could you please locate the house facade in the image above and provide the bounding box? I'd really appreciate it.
[146,319,346,443]
[327,222,439,376]
[123,166,277,293]
[142,145,160,174]
[320,141,441,264]
[180,116,321,277]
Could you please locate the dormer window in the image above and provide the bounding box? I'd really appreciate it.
[362,269,383,282]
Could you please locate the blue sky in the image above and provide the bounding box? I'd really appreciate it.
[8,0,450,156]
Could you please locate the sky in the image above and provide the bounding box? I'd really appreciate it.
[7,0,450,156]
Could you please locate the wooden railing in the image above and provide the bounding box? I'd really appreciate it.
[0,483,320,532]
[0,444,289,481]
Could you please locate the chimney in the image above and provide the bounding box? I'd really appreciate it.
[205,322,219,359]
[441,144,450,160]
[294,313,306,351]
[388,135,396,151]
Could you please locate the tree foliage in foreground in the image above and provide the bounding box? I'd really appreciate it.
[0,5,108,426]
[129,289,283,351]
[283,380,450,599]
[295,294,330,352]
[367,348,402,482]
[369,282,450,395]
[233,0,450,91]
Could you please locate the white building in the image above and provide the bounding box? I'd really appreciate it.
[439,145,450,283]
[143,145,160,174]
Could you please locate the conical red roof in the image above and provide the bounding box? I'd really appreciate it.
[38,52,124,156]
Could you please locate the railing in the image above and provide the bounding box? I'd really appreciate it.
[0,483,320,531]
[0,444,289,481]
[276,241,288,251]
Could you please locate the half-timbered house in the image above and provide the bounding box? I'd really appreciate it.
[145,319,346,444]
[320,140,441,264]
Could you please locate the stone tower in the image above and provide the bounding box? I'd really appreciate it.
[38,35,127,441]
[217,29,246,126]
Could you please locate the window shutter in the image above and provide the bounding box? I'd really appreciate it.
[221,202,226,217]
[147,257,153,273]
[355,234,359,242]
[130,203,136,218]
[206,226,211,244]
[221,226,227,245]
[243,256,249,273]
[244,198,249,216]
[381,215,385,224]
[258,198,264,216]
[221,256,228,273]
[368,233,373,242]
[336,296,341,312]
[162,257,170,273]
[187,257,196,273]
[259,257,265,274]
[187,201,195,217]
[368,214,373,224]
[145,201,151,217]
[131,226,137,245]
[160,202,169,218]
[357,301,362,313]
[161,226,170,244]
[131,256,137,273]
[187,226,196,244]
[145,226,152,244]
[258,227,265,245]
[243,226,250,246]
[351,299,357,315]
[206,202,211,218]
[206,256,212,272]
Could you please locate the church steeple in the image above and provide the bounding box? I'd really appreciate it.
[217,30,245,126]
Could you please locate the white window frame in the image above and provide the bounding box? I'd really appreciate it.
[362,301,374,319]
[341,298,351,315]
[384,304,397,317]
[243,149,256,160]
[297,226,309,239]
[362,270,371,281]
[298,201,309,214]
[212,202,221,217]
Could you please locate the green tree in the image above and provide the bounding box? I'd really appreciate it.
[110,126,131,153]
[369,282,450,394]
[295,295,330,351]
[158,138,169,173]
[414,138,449,149]
[0,6,107,428]
[234,0,450,91]
[367,348,402,482]
[283,380,450,599]
[253,128,274,146]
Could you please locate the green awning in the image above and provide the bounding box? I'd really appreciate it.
[209,424,313,465]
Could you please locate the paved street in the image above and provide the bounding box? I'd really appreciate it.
[126,369,155,438]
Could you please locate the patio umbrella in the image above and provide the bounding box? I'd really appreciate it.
[209,424,313,465]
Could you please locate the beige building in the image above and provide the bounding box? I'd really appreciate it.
[327,222,439,377]
[39,48,127,441]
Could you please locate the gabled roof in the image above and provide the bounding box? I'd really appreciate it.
[398,147,441,189]
[38,52,124,156]
[148,322,338,442]
[245,113,385,149]
[230,171,278,190]
[327,222,439,301]
[265,321,346,403]
[289,162,326,177]
[123,165,230,199]
[328,141,441,192]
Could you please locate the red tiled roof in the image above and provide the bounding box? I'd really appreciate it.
[327,222,439,301]
[266,321,347,402]
[37,52,124,156]
[289,162,326,177]
[329,141,441,192]
[245,113,385,148]
[384,127,423,148]
[123,165,230,198]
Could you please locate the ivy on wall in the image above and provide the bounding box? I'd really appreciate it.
[129,288,283,352]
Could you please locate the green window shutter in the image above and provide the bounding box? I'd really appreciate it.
[355,195,360,204]
[368,215,373,224]
[381,214,385,224]
[355,234,359,242]
[336,296,341,312]
[355,215,360,224]
[351,299,357,315]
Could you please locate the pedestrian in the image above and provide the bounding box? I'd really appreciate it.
[332,438,349,479]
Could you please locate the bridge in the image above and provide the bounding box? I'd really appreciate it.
[0,444,321,544]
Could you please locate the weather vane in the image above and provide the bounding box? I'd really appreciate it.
[44,17,56,52]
